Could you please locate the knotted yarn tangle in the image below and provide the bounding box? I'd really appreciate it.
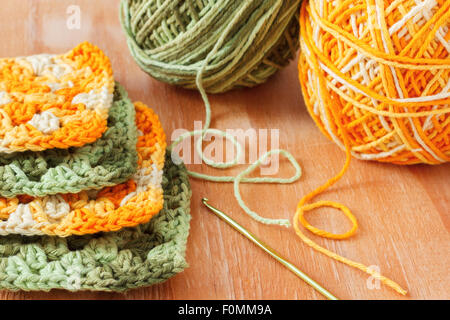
[296,0,449,295]
[120,0,300,93]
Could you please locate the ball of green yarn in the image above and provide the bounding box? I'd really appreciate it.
[120,0,301,93]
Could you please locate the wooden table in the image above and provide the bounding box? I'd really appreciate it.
[0,0,448,300]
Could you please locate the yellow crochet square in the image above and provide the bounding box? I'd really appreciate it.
[0,42,114,153]
[0,102,166,236]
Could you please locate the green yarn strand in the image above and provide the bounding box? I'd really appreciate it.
[121,0,302,227]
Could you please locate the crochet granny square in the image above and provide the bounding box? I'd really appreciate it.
[0,82,138,198]
[0,101,166,237]
[0,153,191,292]
[0,42,114,153]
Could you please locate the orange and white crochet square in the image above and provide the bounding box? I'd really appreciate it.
[0,102,166,237]
[0,42,114,153]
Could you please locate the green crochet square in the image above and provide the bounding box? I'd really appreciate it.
[0,82,138,198]
[0,153,191,292]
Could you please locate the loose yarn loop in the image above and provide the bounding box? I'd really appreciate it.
[120,0,300,93]
[121,0,303,227]
[296,0,450,295]
[294,136,408,295]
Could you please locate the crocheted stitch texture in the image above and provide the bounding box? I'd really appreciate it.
[0,42,114,153]
[0,153,191,292]
[0,102,166,237]
[0,82,138,198]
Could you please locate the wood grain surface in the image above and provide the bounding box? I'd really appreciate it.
[0,0,448,300]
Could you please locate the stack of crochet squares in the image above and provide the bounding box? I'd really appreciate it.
[0,42,191,292]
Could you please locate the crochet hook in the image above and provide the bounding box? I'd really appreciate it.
[202,198,339,300]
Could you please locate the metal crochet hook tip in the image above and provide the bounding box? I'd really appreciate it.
[202,198,339,301]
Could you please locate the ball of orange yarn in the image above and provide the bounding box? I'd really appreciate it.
[298,0,450,165]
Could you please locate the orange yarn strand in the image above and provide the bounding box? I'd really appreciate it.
[291,0,447,295]
[293,102,408,295]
